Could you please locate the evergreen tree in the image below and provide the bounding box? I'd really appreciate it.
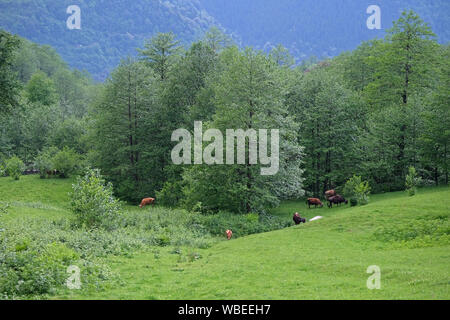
[0,30,21,114]
[90,58,158,201]
[138,32,182,81]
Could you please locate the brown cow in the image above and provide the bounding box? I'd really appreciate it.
[139,197,155,208]
[325,189,336,200]
[306,198,323,209]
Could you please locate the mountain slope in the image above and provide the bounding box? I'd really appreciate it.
[200,0,450,60]
[0,0,220,80]
[1,0,448,81]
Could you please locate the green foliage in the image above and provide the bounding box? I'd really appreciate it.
[52,147,80,178]
[343,175,371,205]
[181,46,304,214]
[1,10,449,217]
[89,58,159,202]
[138,32,182,80]
[197,212,292,238]
[5,156,24,180]
[0,33,93,163]
[156,180,183,208]
[405,166,422,196]
[0,240,79,297]
[0,30,21,114]
[354,180,371,205]
[70,169,121,229]
[24,71,58,106]
[343,175,361,198]
[48,118,88,154]
[34,147,58,178]
[287,65,357,197]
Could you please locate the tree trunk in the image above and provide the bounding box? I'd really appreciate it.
[434,166,438,186]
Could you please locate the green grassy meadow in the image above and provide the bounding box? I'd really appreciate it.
[1,175,449,299]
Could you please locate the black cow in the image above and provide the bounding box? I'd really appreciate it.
[327,195,348,208]
[293,212,306,225]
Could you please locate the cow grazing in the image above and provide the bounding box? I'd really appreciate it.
[325,189,336,200]
[293,212,306,225]
[327,195,348,208]
[306,198,323,208]
[139,197,155,208]
[226,229,233,240]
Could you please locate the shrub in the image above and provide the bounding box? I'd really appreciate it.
[343,175,371,205]
[0,241,79,297]
[196,212,292,238]
[70,168,121,229]
[343,175,360,198]
[34,147,59,179]
[349,198,358,207]
[405,166,422,196]
[53,147,80,178]
[5,156,25,180]
[156,180,183,207]
[355,180,371,205]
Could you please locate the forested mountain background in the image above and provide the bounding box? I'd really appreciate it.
[200,0,449,59]
[1,0,449,81]
[0,0,220,80]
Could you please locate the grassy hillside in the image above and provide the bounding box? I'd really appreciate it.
[0,175,449,299]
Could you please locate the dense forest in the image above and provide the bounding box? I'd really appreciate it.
[1,0,449,80]
[0,10,449,215]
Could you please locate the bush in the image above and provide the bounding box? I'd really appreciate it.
[34,147,59,179]
[5,156,25,180]
[355,180,371,205]
[0,241,79,297]
[349,198,358,207]
[196,212,292,238]
[343,175,371,205]
[156,180,183,207]
[53,147,80,178]
[343,175,359,198]
[70,168,121,229]
[405,166,422,196]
